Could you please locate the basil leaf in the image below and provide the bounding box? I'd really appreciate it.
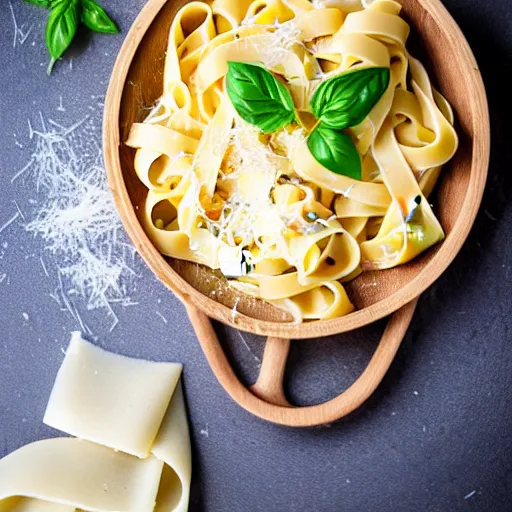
[81,0,119,34]
[24,0,52,7]
[310,67,390,129]
[226,61,295,134]
[45,0,80,67]
[307,125,361,180]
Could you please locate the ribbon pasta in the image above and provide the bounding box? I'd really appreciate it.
[126,0,458,322]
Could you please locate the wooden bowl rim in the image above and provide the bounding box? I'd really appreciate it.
[103,0,489,339]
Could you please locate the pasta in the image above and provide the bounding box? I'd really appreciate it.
[126,0,458,322]
[0,333,191,512]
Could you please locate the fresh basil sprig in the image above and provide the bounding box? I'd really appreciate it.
[226,61,296,134]
[307,125,361,181]
[45,0,80,74]
[310,67,390,129]
[225,62,390,180]
[24,0,119,74]
[306,67,389,179]
[81,0,119,34]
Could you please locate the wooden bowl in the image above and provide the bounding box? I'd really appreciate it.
[104,0,489,426]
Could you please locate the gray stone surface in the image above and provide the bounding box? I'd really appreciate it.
[0,1,511,511]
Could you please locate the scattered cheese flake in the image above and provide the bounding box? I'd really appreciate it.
[39,256,49,277]
[269,19,302,51]
[156,311,168,324]
[0,212,20,234]
[9,0,33,48]
[8,0,17,49]
[231,296,240,324]
[13,200,25,220]
[236,331,261,367]
[13,108,141,333]
[57,96,66,112]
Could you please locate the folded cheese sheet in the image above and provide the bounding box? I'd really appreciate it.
[0,332,191,512]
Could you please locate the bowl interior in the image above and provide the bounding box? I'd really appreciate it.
[112,0,487,338]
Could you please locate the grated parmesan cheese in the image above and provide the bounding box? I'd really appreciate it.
[13,106,141,332]
[212,118,287,263]
[269,19,302,51]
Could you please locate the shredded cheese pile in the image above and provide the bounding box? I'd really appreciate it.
[14,109,139,332]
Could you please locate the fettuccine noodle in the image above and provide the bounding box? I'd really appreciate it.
[126,0,458,322]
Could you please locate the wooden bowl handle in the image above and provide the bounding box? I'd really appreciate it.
[185,299,418,427]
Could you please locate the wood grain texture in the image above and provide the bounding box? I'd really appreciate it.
[185,299,418,426]
[103,0,489,425]
[250,337,291,407]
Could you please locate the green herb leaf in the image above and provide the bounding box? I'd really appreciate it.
[307,125,361,180]
[45,0,80,73]
[310,67,390,129]
[81,0,119,34]
[226,61,296,134]
[24,0,52,7]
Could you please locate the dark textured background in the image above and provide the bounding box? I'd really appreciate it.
[0,1,511,511]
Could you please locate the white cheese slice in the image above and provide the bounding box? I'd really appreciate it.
[44,332,183,459]
[0,332,192,512]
